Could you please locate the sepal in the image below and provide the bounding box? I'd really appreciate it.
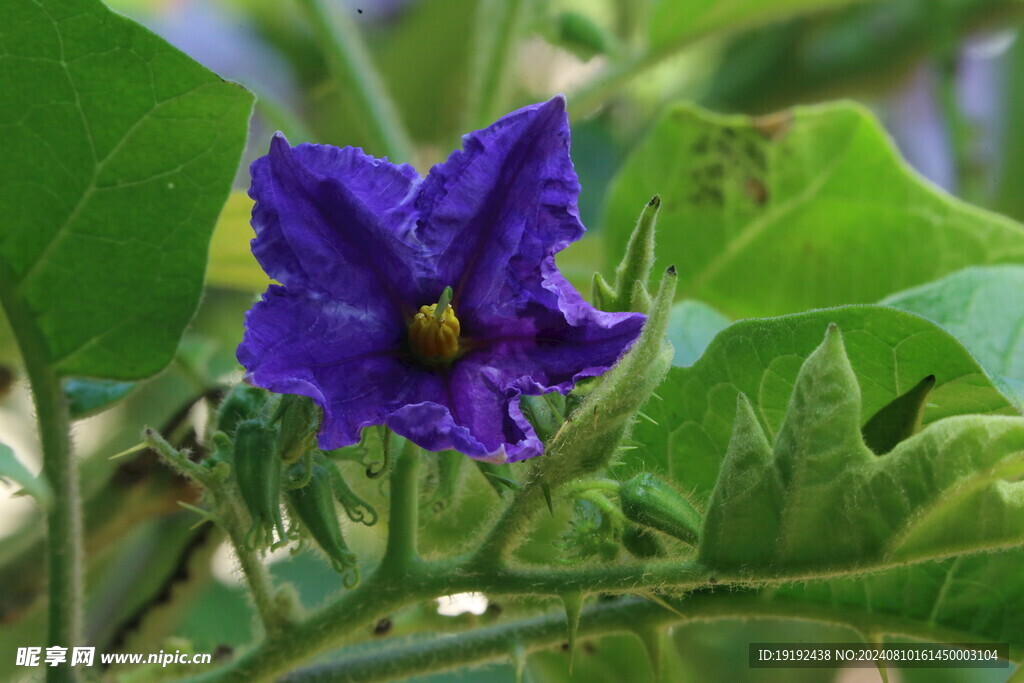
[594,196,661,313]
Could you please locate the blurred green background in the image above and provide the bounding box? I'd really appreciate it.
[2,0,1023,681]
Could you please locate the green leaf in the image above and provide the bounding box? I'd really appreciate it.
[604,102,1024,318]
[64,377,136,419]
[666,300,730,367]
[699,324,1024,574]
[778,550,1024,651]
[0,441,51,508]
[701,0,1024,114]
[620,305,1018,509]
[883,265,1024,412]
[648,0,867,53]
[0,0,253,379]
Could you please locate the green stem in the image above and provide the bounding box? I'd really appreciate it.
[936,54,984,203]
[994,26,1024,220]
[453,560,707,596]
[577,490,626,525]
[463,0,533,131]
[563,478,621,496]
[295,0,414,161]
[32,364,81,682]
[467,470,545,570]
[185,569,445,683]
[0,262,83,681]
[224,514,293,636]
[186,542,1024,682]
[568,48,671,118]
[144,430,289,635]
[381,439,421,575]
[279,593,1016,683]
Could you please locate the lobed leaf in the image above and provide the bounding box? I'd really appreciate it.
[780,550,1024,651]
[700,325,1024,572]
[619,305,1018,507]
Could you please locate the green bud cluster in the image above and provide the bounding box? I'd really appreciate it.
[207,386,375,581]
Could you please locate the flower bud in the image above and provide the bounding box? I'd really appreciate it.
[233,418,286,548]
[619,473,701,547]
[285,461,358,585]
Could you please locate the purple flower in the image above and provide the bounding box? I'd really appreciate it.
[237,97,645,462]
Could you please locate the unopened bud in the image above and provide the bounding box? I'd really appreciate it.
[619,473,701,546]
[285,461,358,585]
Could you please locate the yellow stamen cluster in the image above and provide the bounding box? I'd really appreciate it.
[408,303,461,362]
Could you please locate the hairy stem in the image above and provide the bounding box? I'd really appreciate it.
[144,430,288,635]
[381,439,422,575]
[32,364,81,682]
[280,593,1015,683]
[1,261,83,681]
[466,469,546,570]
[294,0,414,161]
[185,569,445,683]
[223,506,292,636]
[186,538,1024,683]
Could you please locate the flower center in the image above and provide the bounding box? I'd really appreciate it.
[408,287,460,362]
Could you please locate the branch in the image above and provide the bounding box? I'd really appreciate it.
[280,593,1016,683]
[144,430,292,636]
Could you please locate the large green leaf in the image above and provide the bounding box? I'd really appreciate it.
[604,102,1024,318]
[700,0,1024,114]
[700,325,1024,572]
[648,0,867,53]
[619,305,1018,508]
[0,0,252,379]
[883,265,1024,412]
[779,551,1024,652]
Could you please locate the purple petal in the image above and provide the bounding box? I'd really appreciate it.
[443,358,544,462]
[239,285,408,447]
[412,96,584,327]
[249,134,422,308]
[385,402,497,459]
